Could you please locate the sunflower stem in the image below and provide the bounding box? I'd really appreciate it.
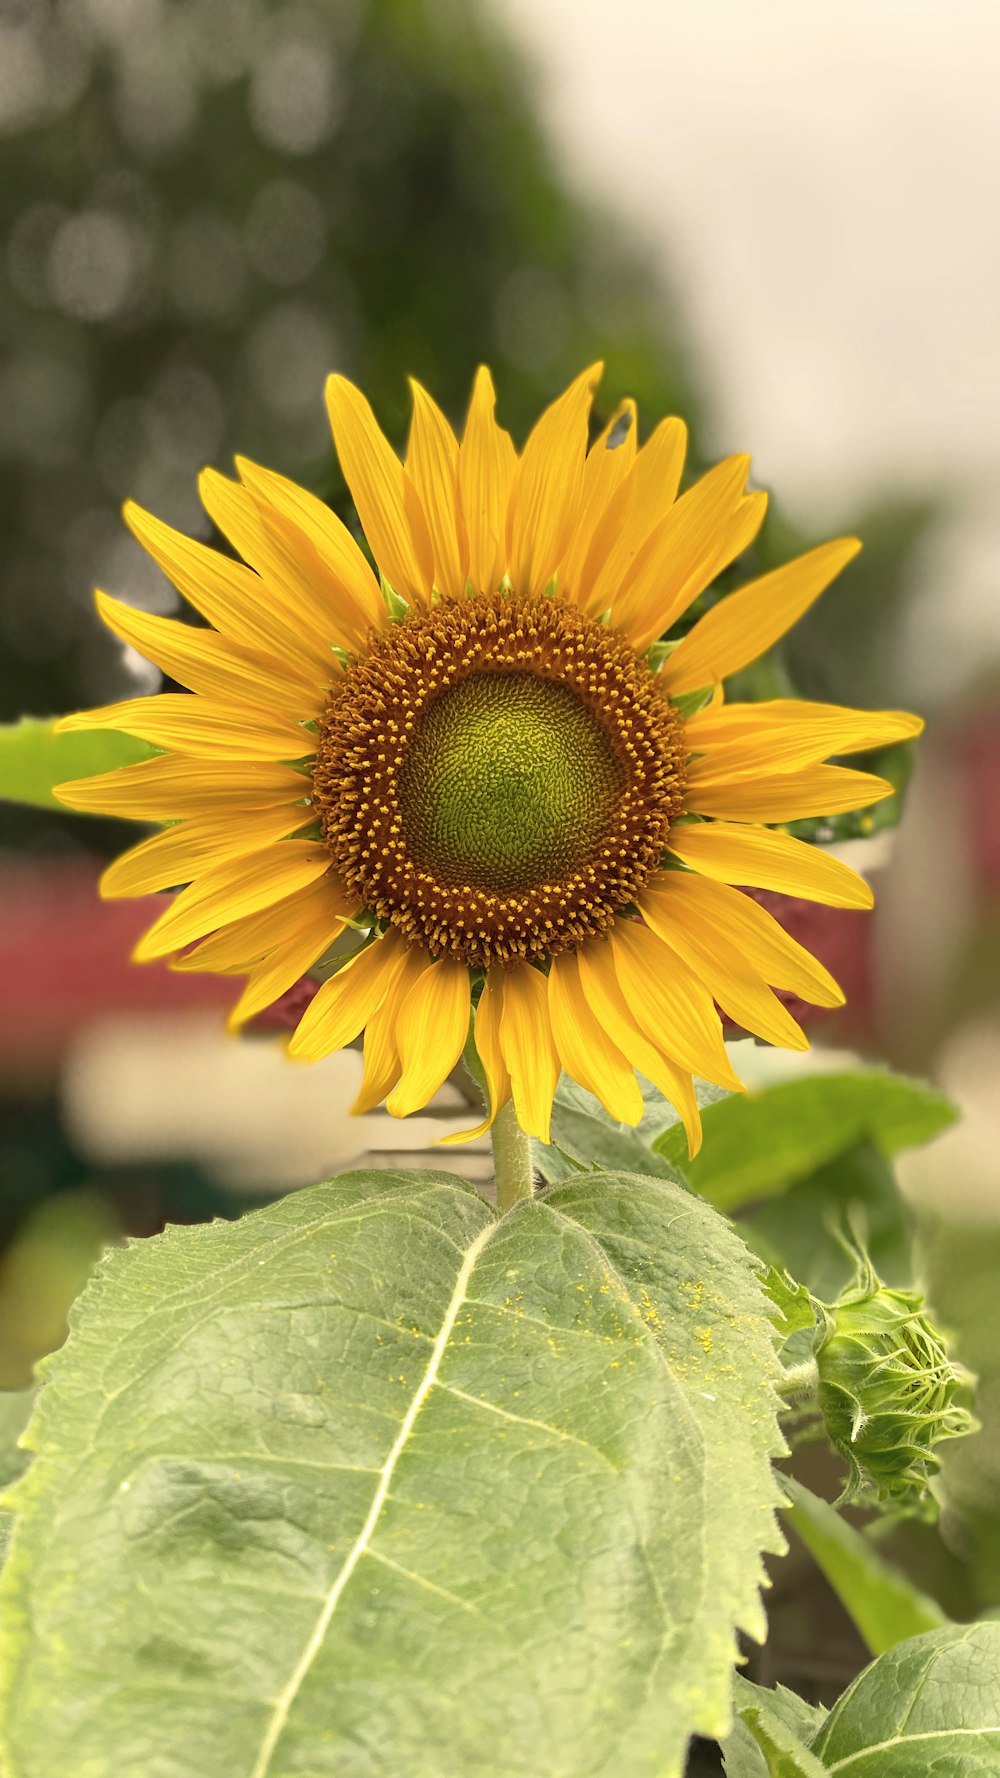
[491,1101,534,1214]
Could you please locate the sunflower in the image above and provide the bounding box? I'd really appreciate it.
[56,365,920,1162]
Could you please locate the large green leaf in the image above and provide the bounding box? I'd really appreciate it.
[656,1071,957,1213]
[781,1478,948,1655]
[0,718,155,811]
[0,1167,783,1778]
[809,1621,1000,1773]
[724,1677,827,1777]
[0,1392,34,1566]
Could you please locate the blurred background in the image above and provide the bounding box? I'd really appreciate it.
[0,0,998,1745]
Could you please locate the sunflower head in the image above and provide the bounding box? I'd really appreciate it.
[54,364,922,1155]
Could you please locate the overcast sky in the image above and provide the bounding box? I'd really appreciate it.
[498,0,1000,700]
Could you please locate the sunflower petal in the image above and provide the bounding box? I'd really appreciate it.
[53,756,309,822]
[288,928,408,1062]
[611,454,752,648]
[643,872,844,1008]
[227,904,352,1031]
[235,457,384,637]
[325,375,434,603]
[506,363,602,598]
[575,939,703,1156]
[57,695,312,762]
[435,971,512,1146]
[667,820,874,910]
[458,366,518,595]
[685,764,894,823]
[548,949,644,1123]
[608,920,744,1092]
[386,957,471,1117]
[406,380,467,598]
[661,538,861,694]
[560,398,637,603]
[637,885,809,1050]
[100,803,312,898]
[623,488,769,655]
[685,700,924,769]
[580,415,687,618]
[132,842,332,962]
[93,592,323,719]
[352,945,430,1115]
[498,962,560,1143]
[171,874,357,974]
[123,502,319,677]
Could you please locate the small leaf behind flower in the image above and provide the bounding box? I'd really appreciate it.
[0,1167,784,1778]
[0,718,156,811]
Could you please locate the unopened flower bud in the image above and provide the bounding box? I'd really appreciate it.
[814,1254,974,1510]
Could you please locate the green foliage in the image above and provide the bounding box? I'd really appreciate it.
[0,1167,783,1778]
[731,1624,1000,1774]
[781,1478,948,1654]
[534,1075,718,1184]
[0,1392,34,1565]
[809,1622,1000,1773]
[0,718,156,812]
[655,1072,957,1214]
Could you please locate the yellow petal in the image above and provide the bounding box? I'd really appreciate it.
[93,592,323,719]
[325,375,434,603]
[611,454,752,649]
[608,920,744,1093]
[547,949,644,1124]
[642,872,843,1007]
[435,970,512,1146]
[660,538,861,695]
[579,415,687,617]
[352,946,430,1115]
[172,874,357,974]
[133,842,332,962]
[498,962,560,1143]
[200,467,358,662]
[458,366,518,595]
[386,957,471,1117]
[506,363,602,598]
[667,820,874,910]
[406,380,468,598]
[288,928,408,1062]
[559,398,637,603]
[100,803,312,898]
[123,502,320,679]
[228,904,353,1031]
[637,884,809,1051]
[622,487,769,655]
[53,755,308,822]
[57,695,312,761]
[575,939,703,1156]
[234,457,384,637]
[685,700,923,768]
[685,763,894,823]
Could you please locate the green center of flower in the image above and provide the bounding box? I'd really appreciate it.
[397,671,624,893]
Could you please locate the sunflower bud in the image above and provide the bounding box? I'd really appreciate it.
[814,1254,974,1510]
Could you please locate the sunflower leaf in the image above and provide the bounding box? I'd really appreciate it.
[0,1167,784,1778]
[809,1621,1000,1773]
[0,718,156,812]
[656,1069,957,1213]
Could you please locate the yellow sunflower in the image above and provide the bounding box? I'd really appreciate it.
[55,365,920,1162]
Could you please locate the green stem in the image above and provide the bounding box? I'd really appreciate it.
[778,1357,819,1401]
[491,1100,535,1214]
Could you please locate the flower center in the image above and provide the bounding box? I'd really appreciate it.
[397,671,624,895]
[312,591,687,969]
